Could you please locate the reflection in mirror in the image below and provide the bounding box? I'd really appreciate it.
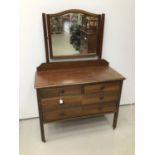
[49,13,98,57]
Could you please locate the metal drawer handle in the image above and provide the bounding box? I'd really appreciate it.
[59,99,64,105]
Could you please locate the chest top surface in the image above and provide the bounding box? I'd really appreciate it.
[35,63,125,89]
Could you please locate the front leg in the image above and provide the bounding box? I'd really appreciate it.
[37,89,46,142]
[113,111,118,129]
[39,119,46,142]
[113,81,123,129]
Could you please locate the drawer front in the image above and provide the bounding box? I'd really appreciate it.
[82,104,116,115]
[41,96,82,112]
[39,86,81,98]
[43,107,82,122]
[83,92,119,105]
[84,82,120,94]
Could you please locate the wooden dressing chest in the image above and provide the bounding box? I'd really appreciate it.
[35,9,125,142]
[35,60,125,142]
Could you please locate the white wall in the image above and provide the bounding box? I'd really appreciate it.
[19,0,134,119]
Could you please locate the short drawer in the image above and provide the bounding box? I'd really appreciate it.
[84,82,120,94]
[41,96,82,111]
[42,107,82,122]
[82,104,116,115]
[39,86,81,98]
[82,92,119,105]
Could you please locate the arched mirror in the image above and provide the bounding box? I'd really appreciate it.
[42,9,105,61]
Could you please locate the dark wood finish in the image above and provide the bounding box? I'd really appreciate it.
[46,15,53,59]
[113,80,123,129]
[82,104,116,115]
[36,90,46,142]
[41,95,82,112]
[82,93,119,105]
[52,53,96,59]
[47,9,100,17]
[37,59,109,71]
[42,9,105,60]
[39,85,81,98]
[35,60,125,142]
[42,13,49,63]
[98,14,105,59]
[84,82,120,94]
[43,107,83,122]
[35,10,125,142]
[35,61,124,89]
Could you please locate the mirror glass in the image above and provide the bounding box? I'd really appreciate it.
[49,13,98,57]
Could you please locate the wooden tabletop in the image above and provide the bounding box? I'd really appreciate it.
[35,66,125,89]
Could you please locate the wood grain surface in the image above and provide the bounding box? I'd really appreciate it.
[35,66,125,89]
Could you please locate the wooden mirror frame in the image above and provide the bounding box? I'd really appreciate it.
[42,9,105,62]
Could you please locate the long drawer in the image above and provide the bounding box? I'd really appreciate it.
[42,107,83,122]
[84,82,120,94]
[42,103,116,122]
[41,95,82,112]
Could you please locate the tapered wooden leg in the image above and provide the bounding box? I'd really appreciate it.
[39,120,46,142]
[113,112,118,129]
[113,81,123,129]
[37,90,46,142]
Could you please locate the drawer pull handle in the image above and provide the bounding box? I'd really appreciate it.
[59,99,64,105]
[98,106,102,110]
[100,86,105,90]
[59,112,65,116]
[60,89,65,94]
[99,96,104,100]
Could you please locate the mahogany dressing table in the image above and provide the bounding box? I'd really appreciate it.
[34,9,125,142]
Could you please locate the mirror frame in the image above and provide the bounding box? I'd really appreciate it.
[42,9,105,62]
